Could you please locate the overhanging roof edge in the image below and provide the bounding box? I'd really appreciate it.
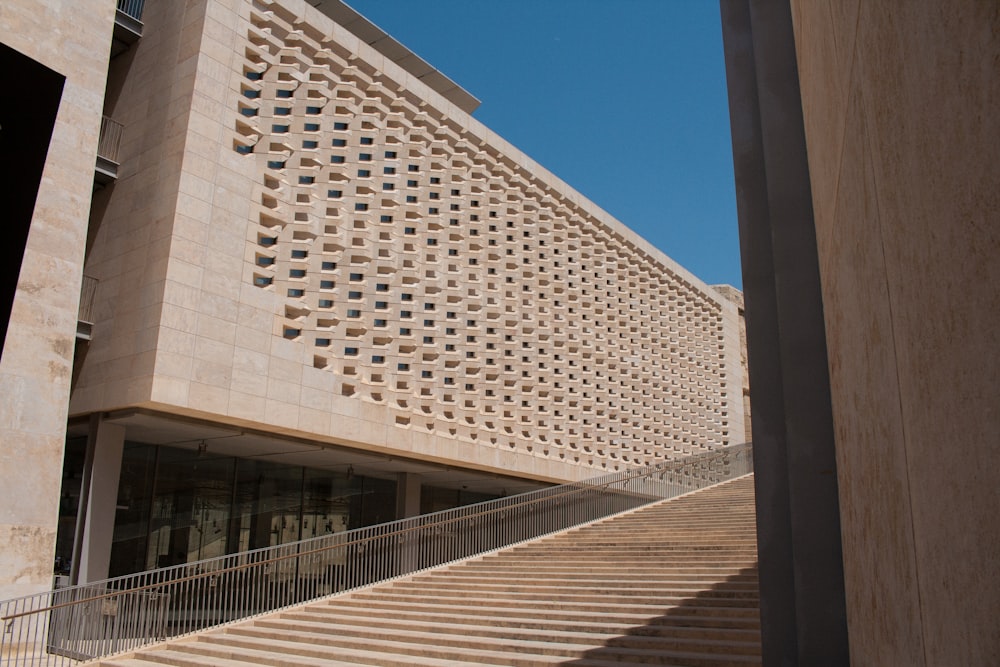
[309,0,481,114]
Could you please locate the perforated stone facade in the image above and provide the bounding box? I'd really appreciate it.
[229,0,744,468]
[70,0,745,486]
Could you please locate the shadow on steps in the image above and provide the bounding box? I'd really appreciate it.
[558,564,761,667]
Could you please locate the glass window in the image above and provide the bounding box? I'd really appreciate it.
[143,447,235,569]
[107,443,156,577]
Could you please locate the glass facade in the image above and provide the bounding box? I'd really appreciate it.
[420,486,497,515]
[56,441,396,578]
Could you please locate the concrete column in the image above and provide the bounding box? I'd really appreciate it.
[72,414,125,583]
[720,0,849,664]
[395,473,421,519]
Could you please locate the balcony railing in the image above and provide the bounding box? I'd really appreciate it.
[95,116,124,184]
[112,1,144,56]
[116,0,145,22]
[97,116,124,165]
[78,275,98,325]
[77,275,98,340]
[0,443,752,667]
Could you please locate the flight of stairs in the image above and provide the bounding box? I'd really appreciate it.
[98,475,759,667]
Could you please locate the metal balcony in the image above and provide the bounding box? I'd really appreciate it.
[112,0,145,55]
[77,274,98,340]
[95,116,124,185]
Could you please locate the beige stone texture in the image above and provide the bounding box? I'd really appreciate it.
[713,285,750,443]
[0,0,115,599]
[792,1,1000,664]
[71,0,216,416]
[69,0,746,496]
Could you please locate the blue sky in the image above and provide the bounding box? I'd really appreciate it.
[347,0,742,288]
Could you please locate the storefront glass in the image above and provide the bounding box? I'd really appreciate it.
[58,442,405,579]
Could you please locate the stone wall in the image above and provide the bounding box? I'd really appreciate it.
[72,0,746,484]
[792,2,1000,664]
[0,0,115,600]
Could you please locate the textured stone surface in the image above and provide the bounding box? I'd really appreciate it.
[792,1,1000,663]
[0,0,115,600]
[70,0,747,486]
[96,476,761,667]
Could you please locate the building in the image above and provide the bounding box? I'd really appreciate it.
[722,0,999,664]
[0,0,746,602]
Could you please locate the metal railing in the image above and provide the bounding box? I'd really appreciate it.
[116,0,145,23]
[96,116,124,166]
[0,443,751,666]
[77,275,98,325]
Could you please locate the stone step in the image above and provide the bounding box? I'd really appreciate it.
[97,650,271,667]
[133,641,515,667]
[507,545,758,553]
[387,580,761,599]
[357,579,762,602]
[97,476,762,667]
[447,561,758,573]
[180,631,597,666]
[482,557,758,565]
[320,597,762,625]
[249,614,762,656]
[279,606,761,640]
[529,544,758,551]
[196,626,762,667]
[550,534,756,540]
[415,574,760,588]
[458,563,758,575]
[346,591,761,614]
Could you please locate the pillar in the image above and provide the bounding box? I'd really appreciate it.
[71,414,125,583]
[720,0,849,663]
[395,472,421,520]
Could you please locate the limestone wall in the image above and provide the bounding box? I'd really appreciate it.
[72,0,745,484]
[791,2,1000,663]
[0,0,115,600]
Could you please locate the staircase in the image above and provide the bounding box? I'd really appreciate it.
[97,475,759,667]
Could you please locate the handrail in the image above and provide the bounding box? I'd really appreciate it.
[0,443,751,666]
[3,480,613,622]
